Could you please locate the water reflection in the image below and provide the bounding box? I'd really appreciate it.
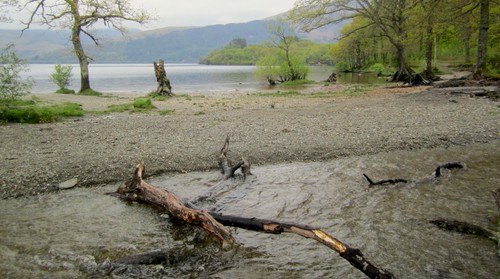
[1,142,498,278]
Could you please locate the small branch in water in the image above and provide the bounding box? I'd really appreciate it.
[433,162,464,178]
[363,173,407,186]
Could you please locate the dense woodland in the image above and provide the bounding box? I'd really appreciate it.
[201,1,500,78]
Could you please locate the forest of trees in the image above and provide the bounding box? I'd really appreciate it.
[203,0,499,80]
[199,38,334,66]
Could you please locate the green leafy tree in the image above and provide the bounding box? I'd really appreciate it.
[0,43,33,101]
[49,64,74,93]
[257,19,309,84]
[291,0,417,82]
[5,0,152,93]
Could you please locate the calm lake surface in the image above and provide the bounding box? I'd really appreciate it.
[1,142,499,278]
[25,64,386,95]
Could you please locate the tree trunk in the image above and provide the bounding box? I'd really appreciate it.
[390,43,413,82]
[473,0,489,79]
[70,4,91,93]
[423,19,434,78]
[154,59,173,96]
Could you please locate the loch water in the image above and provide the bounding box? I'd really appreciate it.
[25,64,386,95]
[1,141,499,278]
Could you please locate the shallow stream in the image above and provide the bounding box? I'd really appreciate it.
[1,142,499,278]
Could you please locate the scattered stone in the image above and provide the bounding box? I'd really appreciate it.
[58,178,78,190]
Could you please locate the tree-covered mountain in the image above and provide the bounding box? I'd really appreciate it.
[1,18,341,64]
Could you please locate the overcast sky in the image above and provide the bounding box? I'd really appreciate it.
[0,0,298,30]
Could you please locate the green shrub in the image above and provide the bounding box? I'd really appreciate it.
[0,43,34,101]
[49,64,73,91]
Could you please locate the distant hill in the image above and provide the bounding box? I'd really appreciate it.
[0,18,342,64]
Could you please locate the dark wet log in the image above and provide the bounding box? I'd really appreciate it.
[111,161,233,243]
[433,162,463,178]
[210,213,396,279]
[153,59,173,97]
[363,173,407,186]
[430,218,497,243]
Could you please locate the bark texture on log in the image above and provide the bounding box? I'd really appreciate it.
[154,59,173,97]
[113,161,233,243]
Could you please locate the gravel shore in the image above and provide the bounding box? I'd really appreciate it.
[1,83,498,198]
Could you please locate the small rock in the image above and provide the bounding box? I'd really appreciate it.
[58,178,78,189]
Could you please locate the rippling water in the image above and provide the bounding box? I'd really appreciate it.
[1,142,499,278]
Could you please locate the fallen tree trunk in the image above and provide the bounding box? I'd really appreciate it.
[111,161,234,243]
[111,162,396,278]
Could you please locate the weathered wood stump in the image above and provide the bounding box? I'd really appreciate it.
[153,59,173,96]
[325,72,337,83]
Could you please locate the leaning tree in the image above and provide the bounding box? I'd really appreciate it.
[7,0,152,93]
[290,0,417,82]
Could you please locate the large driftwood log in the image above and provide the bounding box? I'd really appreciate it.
[112,161,233,243]
[153,59,173,97]
[112,161,396,278]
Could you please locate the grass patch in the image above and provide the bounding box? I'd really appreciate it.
[280,79,316,86]
[107,103,132,113]
[159,109,175,116]
[257,91,301,97]
[133,98,155,109]
[0,101,84,123]
[194,111,206,116]
[55,88,76,94]
[105,98,157,113]
[79,88,102,96]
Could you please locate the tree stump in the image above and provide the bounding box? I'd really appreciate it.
[325,72,337,83]
[153,59,173,97]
